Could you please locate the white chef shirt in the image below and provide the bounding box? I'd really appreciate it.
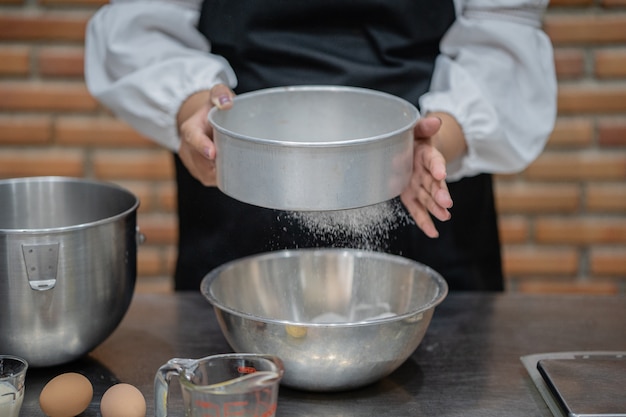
[84,0,557,182]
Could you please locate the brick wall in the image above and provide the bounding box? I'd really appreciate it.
[1,0,625,294]
[499,0,626,294]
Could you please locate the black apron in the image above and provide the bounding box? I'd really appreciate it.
[174,0,504,291]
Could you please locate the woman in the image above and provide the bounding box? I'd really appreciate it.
[85,0,557,291]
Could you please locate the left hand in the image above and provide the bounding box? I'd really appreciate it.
[176,84,235,186]
[400,116,453,238]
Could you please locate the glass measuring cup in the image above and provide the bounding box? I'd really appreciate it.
[155,353,284,417]
[0,355,28,417]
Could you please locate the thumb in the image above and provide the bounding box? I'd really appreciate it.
[414,116,442,139]
[210,84,235,110]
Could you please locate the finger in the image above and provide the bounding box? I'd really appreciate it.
[418,182,451,222]
[401,191,439,238]
[191,152,217,186]
[179,144,217,186]
[404,165,451,224]
[414,115,442,139]
[425,169,452,208]
[179,138,217,180]
[210,84,235,110]
[191,130,216,159]
[433,181,453,210]
[411,143,452,202]
[417,141,447,182]
[181,118,216,159]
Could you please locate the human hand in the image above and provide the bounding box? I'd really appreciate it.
[177,84,235,186]
[400,116,453,238]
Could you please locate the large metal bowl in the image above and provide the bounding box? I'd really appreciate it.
[208,85,419,211]
[200,248,447,391]
[0,177,139,367]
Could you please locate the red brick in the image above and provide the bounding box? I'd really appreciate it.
[141,280,174,294]
[156,181,177,212]
[590,247,626,275]
[502,246,579,275]
[554,48,586,79]
[0,12,90,42]
[39,0,107,6]
[137,245,176,275]
[55,116,156,147]
[558,85,626,114]
[499,216,530,244]
[595,49,626,78]
[164,246,176,276]
[495,183,580,213]
[525,152,626,181]
[598,118,626,147]
[0,82,98,112]
[110,180,154,212]
[136,277,174,294]
[517,281,619,295]
[535,217,626,244]
[136,213,178,245]
[0,150,84,178]
[38,46,84,78]
[137,246,165,276]
[116,180,176,215]
[586,184,626,212]
[0,115,52,144]
[549,0,594,6]
[136,245,176,293]
[0,46,30,76]
[544,14,626,45]
[547,117,593,148]
[601,0,626,7]
[92,150,174,180]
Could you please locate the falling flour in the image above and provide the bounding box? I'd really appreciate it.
[286,198,413,251]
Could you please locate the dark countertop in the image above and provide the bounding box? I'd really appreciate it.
[20,292,626,417]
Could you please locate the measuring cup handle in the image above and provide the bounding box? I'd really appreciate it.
[154,358,195,417]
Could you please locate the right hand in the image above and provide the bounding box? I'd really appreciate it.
[177,83,235,186]
[400,116,452,238]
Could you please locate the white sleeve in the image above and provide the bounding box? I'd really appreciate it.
[420,0,557,182]
[84,0,237,152]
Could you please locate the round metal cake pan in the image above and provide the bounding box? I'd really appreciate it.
[208,85,419,211]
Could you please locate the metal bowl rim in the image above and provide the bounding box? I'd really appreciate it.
[200,248,448,328]
[0,176,140,234]
[208,85,420,148]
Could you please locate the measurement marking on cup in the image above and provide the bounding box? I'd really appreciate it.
[194,399,249,416]
[237,366,257,374]
[1,391,17,401]
[192,388,278,417]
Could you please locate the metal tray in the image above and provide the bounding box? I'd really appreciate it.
[521,351,626,417]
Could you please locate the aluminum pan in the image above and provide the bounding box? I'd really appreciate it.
[209,85,419,211]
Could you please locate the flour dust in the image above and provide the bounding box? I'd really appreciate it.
[286,198,413,251]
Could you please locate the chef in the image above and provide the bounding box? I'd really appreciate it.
[84,0,557,291]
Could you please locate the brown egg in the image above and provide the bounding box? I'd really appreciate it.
[100,383,146,417]
[39,372,93,417]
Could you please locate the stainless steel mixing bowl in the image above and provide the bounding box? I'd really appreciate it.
[208,85,419,211]
[200,248,448,391]
[0,177,140,367]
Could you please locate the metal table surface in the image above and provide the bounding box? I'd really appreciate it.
[19,292,626,417]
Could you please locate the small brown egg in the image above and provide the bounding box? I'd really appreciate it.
[39,372,93,417]
[100,383,146,417]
